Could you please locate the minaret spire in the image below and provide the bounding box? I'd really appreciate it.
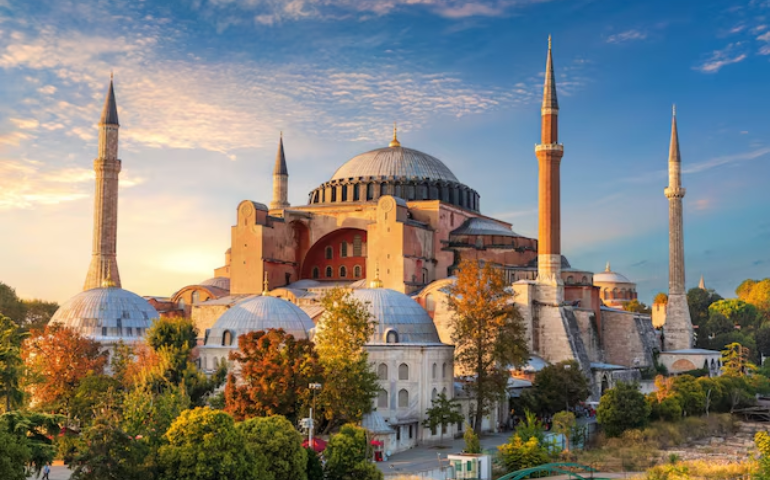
[389,122,401,148]
[270,132,290,210]
[663,106,693,350]
[84,77,122,290]
[698,275,706,290]
[535,36,565,299]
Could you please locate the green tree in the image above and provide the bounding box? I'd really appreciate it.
[447,260,529,434]
[623,299,651,314]
[648,395,682,422]
[738,278,770,319]
[20,299,59,331]
[122,384,190,448]
[709,299,761,330]
[314,289,380,433]
[69,411,150,480]
[722,342,756,376]
[1,411,62,476]
[703,312,734,338]
[687,287,722,328]
[238,415,305,480]
[70,374,122,427]
[463,423,482,453]
[552,411,576,452]
[498,435,552,472]
[653,293,669,305]
[305,447,324,480]
[596,382,650,438]
[324,424,382,480]
[158,407,262,480]
[756,327,770,358]
[225,329,322,422]
[0,315,28,411]
[756,430,770,480]
[0,417,30,480]
[531,360,590,415]
[422,393,464,446]
[0,283,26,327]
[514,411,547,444]
[669,375,705,416]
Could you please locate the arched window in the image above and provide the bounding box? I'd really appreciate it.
[378,363,388,380]
[192,291,200,304]
[312,267,320,279]
[354,265,362,278]
[325,266,333,278]
[398,363,409,380]
[398,389,409,408]
[566,276,574,285]
[378,389,388,408]
[581,276,588,284]
[432,388,438,401]
[353,235,363,256]
[442,386,447,397]
[339,266,347,278]
[432,363,437,379]
[386,330,399,344]
[426,294,436,313]
[325,246,333,260]
[178,298,186,310]
[422,268,428,284]
[222,330,233,346]
[442,362,447,379]
[340,242,348,258]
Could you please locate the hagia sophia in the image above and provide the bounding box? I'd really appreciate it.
[49,39,713,453]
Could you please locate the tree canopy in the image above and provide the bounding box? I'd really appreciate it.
[528,360,590,415]
[597,382,650,437]
[324,424,382,480]
[687,287,723,328]
[709,299,761,330]
[422,392,463,446]
[238,415,306,480]
[447,259,529,433]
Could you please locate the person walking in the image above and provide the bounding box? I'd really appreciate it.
[42,464,50,480]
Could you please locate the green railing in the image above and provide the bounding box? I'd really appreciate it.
[496,462,600,480]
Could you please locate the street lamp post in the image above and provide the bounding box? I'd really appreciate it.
[308,382,322,448]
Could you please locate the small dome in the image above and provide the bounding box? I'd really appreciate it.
[331,146,459,183]
[199,277,231,291]
[50,287,158,342]
[349,288,442,344]
[205,295,315,346]
[450,217,522,237]
[594,262,633,284]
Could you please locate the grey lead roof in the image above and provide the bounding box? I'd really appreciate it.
[330,146,459,183]
[349,288,443,344]
[274,135,288,175]
[450,217,521,237]
[100,79,119,125]
[206,295,315,345]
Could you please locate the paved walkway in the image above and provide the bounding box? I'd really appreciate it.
[47,462,71,480]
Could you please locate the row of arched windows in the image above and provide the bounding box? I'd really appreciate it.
[377,386,450,410]
[311,265,363,279]
[602,288,637,300]
[324,236,366,260]
[377,362,448,381]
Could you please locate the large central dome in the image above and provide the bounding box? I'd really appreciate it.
[308,136,479,212]
[331,146,459,183]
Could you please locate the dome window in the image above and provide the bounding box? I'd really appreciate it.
[223,330,234,346]
[312,267,320,279]
[398,389,409,408]
[126,327,133,336]
[325,266,333,278]
[398,363,409,380]
[378,389,388,408]
[339,266,347,278]
[386,330,399,344]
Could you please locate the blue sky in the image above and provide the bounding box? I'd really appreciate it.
[1,0,769,303]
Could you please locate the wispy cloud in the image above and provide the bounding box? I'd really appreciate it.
[695,42,748,73]
[606,29,647,44]
[681,147,770,173]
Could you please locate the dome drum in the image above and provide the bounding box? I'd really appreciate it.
[309,177,479,212]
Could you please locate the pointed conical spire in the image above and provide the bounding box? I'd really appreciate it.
[273,132,288,175]
[669,105,680,164]
[605,261,611,272]
[100,75,119,126]
[698,275,706,290]
[542,36,559,111]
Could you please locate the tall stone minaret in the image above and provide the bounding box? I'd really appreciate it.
[663,106,693,350]
[535,36,565,302]
[270,133,289,210]
[83,76,122,290]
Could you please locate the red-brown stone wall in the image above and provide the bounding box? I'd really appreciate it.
[300,228,367,281]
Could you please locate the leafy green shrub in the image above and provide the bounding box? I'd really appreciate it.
[498,435,553,472]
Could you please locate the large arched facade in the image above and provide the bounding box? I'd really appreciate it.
[300,228,368,281]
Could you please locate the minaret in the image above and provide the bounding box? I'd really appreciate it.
[698,275,706,290]
[84,76,122,290]
[535,36,565,301]
[663,106,693,350]
[270,133,289,210]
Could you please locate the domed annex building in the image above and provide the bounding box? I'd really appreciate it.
[49,77,159,355]
[593,262,638,309]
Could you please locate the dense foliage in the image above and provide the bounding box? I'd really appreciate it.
[525,360,590,415]
[324,424,383,480]
[238,415,307,480]
[597,381,651,437]
[421,392,464,446]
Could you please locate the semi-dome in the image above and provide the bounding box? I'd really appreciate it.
[308,135,479,212]
[205,295,315,346]
[50,287,158,342]
[350,288,442,344]
[331,146,459,183]
[199,276,231,291]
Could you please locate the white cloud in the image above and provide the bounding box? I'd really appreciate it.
[695,43,747,73]
[606,29,647,44]
[37,85,56,94]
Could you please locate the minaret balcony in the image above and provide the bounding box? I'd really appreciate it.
[664,187,686,199]
[535,143,564,153]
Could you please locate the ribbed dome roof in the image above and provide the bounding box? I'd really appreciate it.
[594,263,633,284]
[199,277,231,291]
[331,146,459,183]
[350,288,442,344]
[50,287,158,342]
[205,295,315,346]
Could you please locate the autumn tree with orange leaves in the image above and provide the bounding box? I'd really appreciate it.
[447,259,529,434]
[225,328,322,422]
[23,324,108,416]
